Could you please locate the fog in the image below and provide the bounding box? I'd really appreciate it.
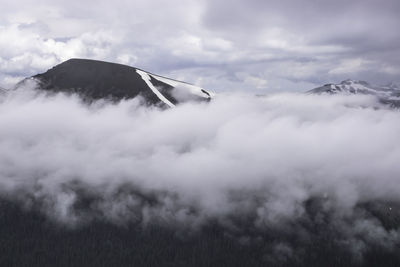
[0,86,399,260]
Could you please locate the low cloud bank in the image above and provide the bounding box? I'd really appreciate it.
[0,87,399,261]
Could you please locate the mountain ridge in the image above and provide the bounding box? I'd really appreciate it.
[17,58,213,107]
[308,79,400,107]
[8,59,400,109]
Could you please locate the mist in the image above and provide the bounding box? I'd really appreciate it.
[1,86,400,262]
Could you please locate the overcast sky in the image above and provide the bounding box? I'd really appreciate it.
[0,0,399,92]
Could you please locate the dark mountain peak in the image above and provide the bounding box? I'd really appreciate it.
[28,58,213,106]
[48,58,133,71]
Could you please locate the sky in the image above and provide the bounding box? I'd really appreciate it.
[0,0,399,92]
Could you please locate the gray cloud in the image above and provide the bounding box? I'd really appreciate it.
[0,0,399,91]
[1,86,400,261]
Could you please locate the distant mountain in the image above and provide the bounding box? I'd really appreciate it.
[308,79,400,107]
[16,59,214,107]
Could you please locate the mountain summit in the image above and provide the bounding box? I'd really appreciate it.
[21,58,213,106]
[308,79,400,107]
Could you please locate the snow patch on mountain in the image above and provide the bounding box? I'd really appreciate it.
[136,69,176,107]
[311,80,399,94]
[135,67,214,107]
[149,72,215,99]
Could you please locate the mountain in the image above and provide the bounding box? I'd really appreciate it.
[17,59,213,106]
[308,79,400,107]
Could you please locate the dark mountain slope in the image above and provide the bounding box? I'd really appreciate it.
[26,58,213,106]
[33,58,161,104]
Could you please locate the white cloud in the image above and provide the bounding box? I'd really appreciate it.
[0,23,124,87]
[329,58,372,75]
[1,88,399,257]
[236,72,268,89]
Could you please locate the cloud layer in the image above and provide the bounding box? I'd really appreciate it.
[1,0,399,91]
[1,87,400,261]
